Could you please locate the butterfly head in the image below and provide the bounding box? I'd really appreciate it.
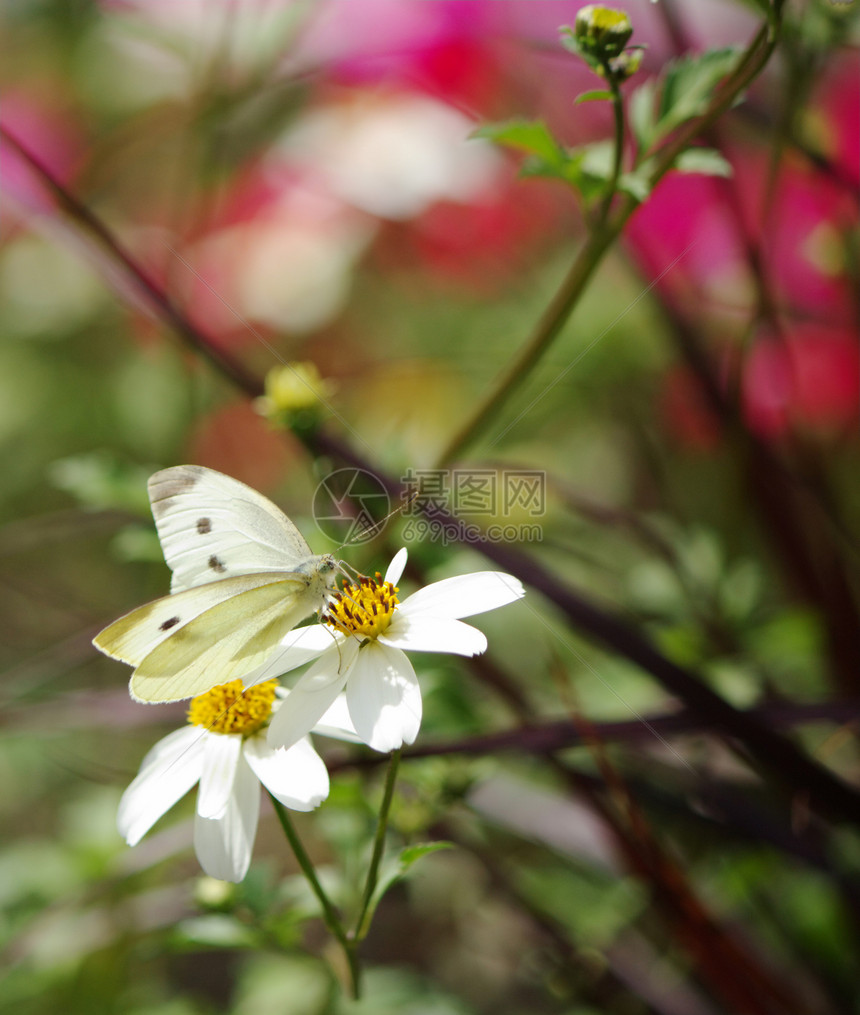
[318,553,339,585]
[300,553,341,596]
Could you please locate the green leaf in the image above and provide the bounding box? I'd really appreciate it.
[544,140,620,201]
[524,140,613,201]
[174,915,256,949]
[110,525,164,563]
[707,659,761,708]
[719,559,762,621]
[558,25,603,74]
[473,119,566,168]
[519,147,588,195]
[48,450,153,513]
[361,841,454,932]
[579,139,614,179]
[657,47,741,138]
[519,865,647,949]
[575,89,614,104]
[674,147,733,177]
[398,841,454,871]
[558,25,582,55]
[629,78,658,151]
[519,153,577,181]
[618,170,652,202]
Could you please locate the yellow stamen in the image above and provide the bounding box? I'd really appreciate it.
[187,679,279,736]
[325,572,399,639]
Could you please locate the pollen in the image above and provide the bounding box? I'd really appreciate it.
[325,573,399,640]
[187,679,279,736]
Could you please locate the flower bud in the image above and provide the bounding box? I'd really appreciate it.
[255,361,335,431]
[575,5,633,59]
[608,47,643,81]
[194,876,236,909]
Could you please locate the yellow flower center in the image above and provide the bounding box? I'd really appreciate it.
[325,573,399,640]
[187,679,279,736]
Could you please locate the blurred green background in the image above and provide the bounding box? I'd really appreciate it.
[1,1,858,1013]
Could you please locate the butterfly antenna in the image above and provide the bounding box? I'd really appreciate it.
[336,559,363,583]
[333,490,415,555]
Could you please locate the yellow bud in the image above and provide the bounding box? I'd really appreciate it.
[575,6,633,59]
[255,362,335,429]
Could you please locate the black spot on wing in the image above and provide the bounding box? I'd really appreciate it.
[160,616,181,631]
[197,517,211,534]
[150,470,200,503]
[208,555,227,573]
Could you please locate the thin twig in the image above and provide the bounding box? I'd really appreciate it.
[0,127,263,398]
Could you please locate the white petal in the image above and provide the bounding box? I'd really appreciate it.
[244,735,329,811]
[313,693,363,743]
[278,624,341,653]
[197,733,242,819]
[384,548,408,586]
[193,755,260,883]
[400,571,524,620]
[242,625,338,685]
[266,642,356,751]
[381,615,487,656]
[118,726,205,846]
[134,723,201,774]
[346,643,422,753]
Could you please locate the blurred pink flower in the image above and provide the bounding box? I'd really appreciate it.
[297,0,496,82]
[374,171,562,290]
[627,57,857,326]
[626,171,749,309]
[810,56,859,184]
[662,323,860,452]
[725,141,857,325]
[742,325,860,439]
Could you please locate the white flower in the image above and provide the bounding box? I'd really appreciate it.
[118,679,335,883]
[258,549,525,754]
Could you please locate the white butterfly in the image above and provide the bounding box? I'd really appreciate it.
[93,465,340,704]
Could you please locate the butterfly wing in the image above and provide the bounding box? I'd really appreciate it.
[148,465,316,592]
[132,579,331,703]
[94,571,329,703]
[93,572,288,665]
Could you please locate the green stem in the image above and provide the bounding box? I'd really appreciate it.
[434,221,616,467]
[434,12,780,467]
[353,748,402,942]
[595,70,625,225]
[267,793,362,998]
